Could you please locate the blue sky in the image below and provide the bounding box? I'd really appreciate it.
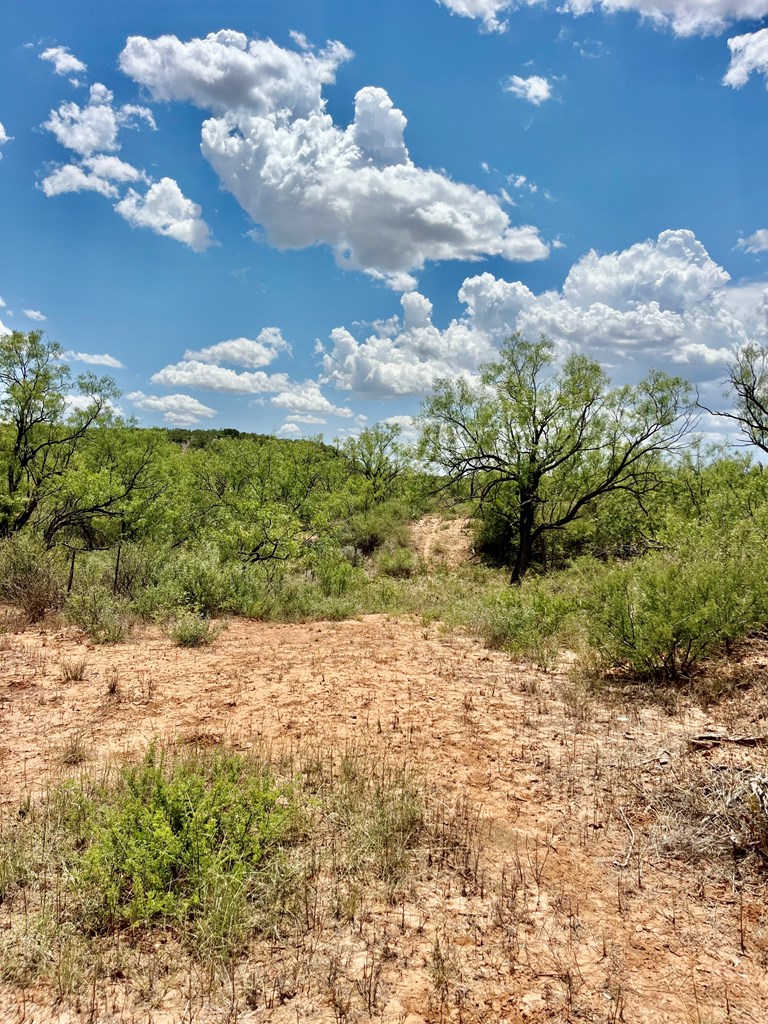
[2,0,768,438]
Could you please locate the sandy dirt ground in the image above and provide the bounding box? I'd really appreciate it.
[1,610,767,1023]
[409,516,475,569]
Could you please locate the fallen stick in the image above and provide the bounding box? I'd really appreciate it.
[688,733,768,750]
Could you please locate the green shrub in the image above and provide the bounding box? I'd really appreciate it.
[75,747,293,946]
[585,526,767,680]
[471,576,577,668]
[341,503,410,556]
[308,545,358,597]
[0,534,66,621]
[65,586,131,644]
[168,613,221,647]
[376,546,419,579]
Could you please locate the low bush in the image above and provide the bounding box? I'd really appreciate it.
[0,534,66,621]
[65,586,131,644]
[0,742,463,988]
[584,523,768,680]
[375,545,419,579]
[167,613,221,647]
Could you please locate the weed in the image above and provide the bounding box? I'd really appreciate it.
[65,587,130,644]
[104,666,120,696]
[60,657,87,682]
[168,613,222,647]
[59,731,88,766]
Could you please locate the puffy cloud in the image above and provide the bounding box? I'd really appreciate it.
[0,318,10,337]
[40,164,119,197]
[22,309,46,321]
[151,359,288,393]
[724,28,768,86]
[115,178,214,251]
[43,83,155,156]
[286,413,327,425]
[183,328,289,367]
[41,87,205,254]
[321,229,764,397]
[320,288,499,396]
[39,45,87,76]
[504,75,552,105]
[120,31,548,286]
[0,122,11,158]
[119,30,351,116]
[128,391,217,427]
[738,229,768,254]
[438,0,768,36]
[199,92,546,286]
[64,350,125,368]
[271,381,355,418]
[436,0,521,32]
[278,422,301,436]
[82,155,147,182]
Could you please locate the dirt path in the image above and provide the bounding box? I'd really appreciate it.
[409,515,474,568]
[0,615,766,1022]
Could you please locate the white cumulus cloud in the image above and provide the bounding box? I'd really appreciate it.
[321,229,764,398]
[151,359,289,393]
[120,31,548,287]
[504,75,552,105]
[115,178,214,252]
[278,422,301,436]
[40,164,119,197]
[724,29,768,87]
[128,391,217,427]
[0,122,12,158]
[39,45,87,76]
[438,0,768,36]
[271,381,355,418]
[120,30,352,117]
[82,155,147,183]
[436,0,524,32]
[183,328,289,368]
[43,83,155,157]
[738,229,768,253]
[286,413,327,425]
[64,350,125,368]
[23,309,46,322]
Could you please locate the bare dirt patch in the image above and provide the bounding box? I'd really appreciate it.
[1,615,767,1022]
[409,516,475,569]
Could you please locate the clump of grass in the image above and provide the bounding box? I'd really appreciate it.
[59,731,88,766]
[0,534,66,622]
[375,546,419,579]
[167,613,222,647]
[104,666,120,696]
[65,587,131,644]
[0,742,479,1005]
[60,657,87,682]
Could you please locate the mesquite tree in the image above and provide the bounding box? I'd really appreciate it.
[418,334,694,582]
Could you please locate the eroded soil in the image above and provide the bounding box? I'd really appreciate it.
[1,612,767,1023]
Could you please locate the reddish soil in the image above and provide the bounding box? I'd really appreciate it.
[1,613,767,1022]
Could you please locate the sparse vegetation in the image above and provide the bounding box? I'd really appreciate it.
[0,743,480,1000]
[4,335,768,1019]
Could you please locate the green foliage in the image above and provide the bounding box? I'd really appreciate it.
[65,586,131,644]
[584,522,768,680]
[0,743,442,984]
[375,545,419,579]
[168,613,221,648]
[74,747,293,945]
[0,533,66,621]
[420,333,693,581]
[339,501,411,556]
[0,331,123,540]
